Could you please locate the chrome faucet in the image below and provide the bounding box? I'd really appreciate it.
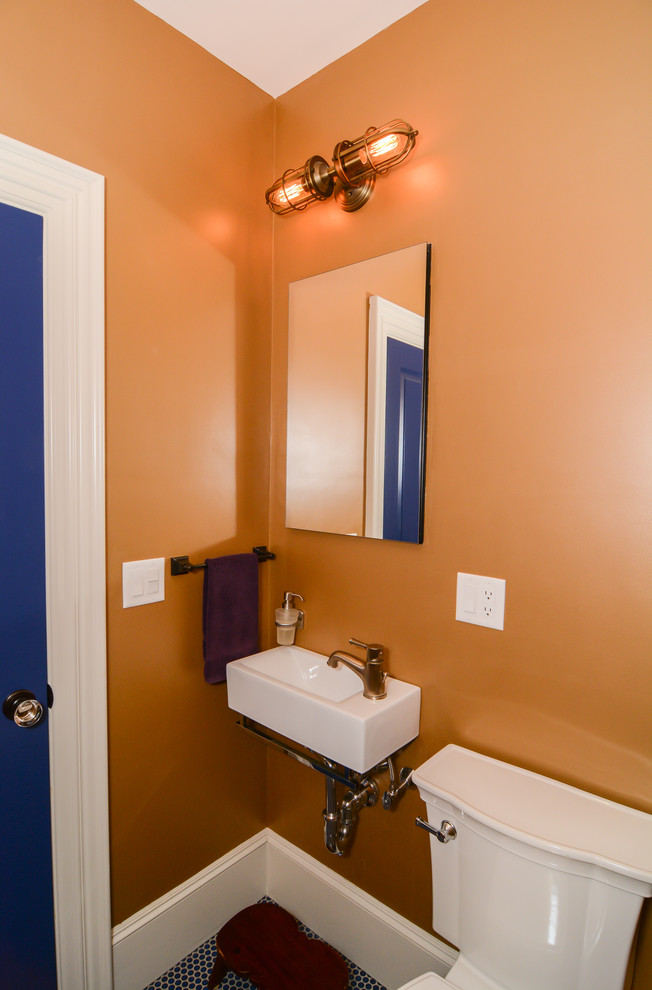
[327,638,387,700]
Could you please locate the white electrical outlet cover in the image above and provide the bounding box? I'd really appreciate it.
[456,572,506,630]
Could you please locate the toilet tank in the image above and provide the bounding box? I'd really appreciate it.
[412,746,652,990]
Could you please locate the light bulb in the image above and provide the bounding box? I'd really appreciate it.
[271,180,305,208]
[367,133,400,160]
[332,121,418,190]
[265,156,334,215]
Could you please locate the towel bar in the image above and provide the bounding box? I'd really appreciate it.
[170,546,275,575]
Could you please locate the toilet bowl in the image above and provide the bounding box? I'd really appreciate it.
[397,745,652,990]
[398,962,508,990]
[397,976,446,989]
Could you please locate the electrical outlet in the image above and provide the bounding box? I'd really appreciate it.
[456,573,505,630]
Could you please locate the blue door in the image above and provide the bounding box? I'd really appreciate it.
[0,202,58,985]
[382,337,424,542]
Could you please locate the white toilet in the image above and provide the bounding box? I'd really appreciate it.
[398,745,652,990]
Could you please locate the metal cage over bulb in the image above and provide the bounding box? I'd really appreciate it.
[265,155,334,215]
[331,119,418,212]
[264,120,418,215]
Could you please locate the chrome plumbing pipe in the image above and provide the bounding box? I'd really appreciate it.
[235,718,412,855]
[336,778,379,854]
[381,755,414,809]
[323,776,379,855]
[323,776,341,855]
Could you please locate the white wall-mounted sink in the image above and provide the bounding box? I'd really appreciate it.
[226,645,420,773]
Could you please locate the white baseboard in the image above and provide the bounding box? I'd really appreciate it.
[265,830,456,988]
[112,828,456,990]
[112,832,267,990]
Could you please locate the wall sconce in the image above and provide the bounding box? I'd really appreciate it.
[265,119,418,216]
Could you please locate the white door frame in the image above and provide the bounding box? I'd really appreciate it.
[0,133,112,988]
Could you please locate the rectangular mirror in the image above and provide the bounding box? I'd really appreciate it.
[286,243,431,542]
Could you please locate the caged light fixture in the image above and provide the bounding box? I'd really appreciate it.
[265,119,418,216]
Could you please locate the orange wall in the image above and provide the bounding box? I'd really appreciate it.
[0,0,274,923]
[1,0,650,982]
[268,0,652,983]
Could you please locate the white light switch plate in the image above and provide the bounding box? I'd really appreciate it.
[122,557,165,608]
[456,572,505,630]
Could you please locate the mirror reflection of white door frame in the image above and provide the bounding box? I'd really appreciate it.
[365,296,425,539]
[0,133,112,987]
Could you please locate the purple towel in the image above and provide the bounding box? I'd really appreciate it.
[203,553,259,684]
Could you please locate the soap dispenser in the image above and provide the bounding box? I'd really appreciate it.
[275,592,304,646]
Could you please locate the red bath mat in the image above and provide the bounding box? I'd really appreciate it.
[208,902,349,989]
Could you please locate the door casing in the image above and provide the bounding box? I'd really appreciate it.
[0,133,111,988]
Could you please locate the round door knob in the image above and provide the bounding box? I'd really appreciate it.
[2,689,47,728]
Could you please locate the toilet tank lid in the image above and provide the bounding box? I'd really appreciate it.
[412,746,652,887]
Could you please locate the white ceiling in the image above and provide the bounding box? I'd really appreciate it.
[134,0,428,98]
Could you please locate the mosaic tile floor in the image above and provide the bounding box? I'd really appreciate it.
[144,898,386,990]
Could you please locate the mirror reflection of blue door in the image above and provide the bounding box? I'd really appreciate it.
[365,295,426,542]
[383,337,423,542]
[0,202,58,987]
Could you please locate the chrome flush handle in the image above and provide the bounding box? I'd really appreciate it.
[415,817,457,843]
